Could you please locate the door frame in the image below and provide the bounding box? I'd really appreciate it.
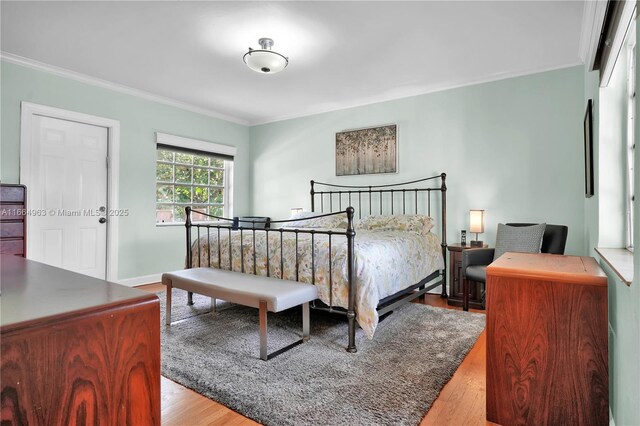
[20,102,120,281]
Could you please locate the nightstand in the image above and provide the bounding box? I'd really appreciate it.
[233,216,271,229]
[447,243,488,310]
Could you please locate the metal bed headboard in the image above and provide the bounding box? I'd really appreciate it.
[310,173,447,250]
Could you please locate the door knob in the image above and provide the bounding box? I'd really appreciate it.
[99,217,107,224]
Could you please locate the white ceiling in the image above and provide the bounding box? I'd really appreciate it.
[1,1,585,125]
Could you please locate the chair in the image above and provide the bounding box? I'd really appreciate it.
[461,223,568,311]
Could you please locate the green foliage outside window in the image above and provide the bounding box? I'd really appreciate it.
[193,168,208,185]
[210,170,224,186]
[210,188,224,204]
[193,187,208,203]
[156,164,173,182]
[175,153,193,164]
[175,186,191,203]
[175,166,191,183]
[157,149,173,162]
[194,155,209,167]
[156,147,228,223]
[156,185,173,203]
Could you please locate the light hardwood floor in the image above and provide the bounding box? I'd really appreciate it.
[138,284,489,425]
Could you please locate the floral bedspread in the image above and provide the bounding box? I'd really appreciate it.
[190,229,444,338]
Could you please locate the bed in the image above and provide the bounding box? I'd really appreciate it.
[184,174,448,352]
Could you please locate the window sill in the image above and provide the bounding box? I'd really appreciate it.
[595,247,634,286]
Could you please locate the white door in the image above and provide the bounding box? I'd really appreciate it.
[26,115,108,279]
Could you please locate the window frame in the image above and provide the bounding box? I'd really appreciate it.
[626,30,636,251]
[155,133,236,226]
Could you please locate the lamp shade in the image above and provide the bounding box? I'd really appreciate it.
[469,210,485,233]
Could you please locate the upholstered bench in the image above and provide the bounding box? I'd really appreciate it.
[162,268,318,361]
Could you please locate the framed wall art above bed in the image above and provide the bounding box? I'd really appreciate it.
[335,124,397,176]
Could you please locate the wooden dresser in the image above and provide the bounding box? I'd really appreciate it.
[0,255,161,425]
[0,184,27,256]
[486,253,608,426]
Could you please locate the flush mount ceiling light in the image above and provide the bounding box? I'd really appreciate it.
[243,38,289,74]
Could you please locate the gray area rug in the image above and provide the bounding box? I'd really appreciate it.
[158,289,485,426]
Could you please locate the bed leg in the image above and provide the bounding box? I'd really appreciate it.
[347,311,357,353]
[187,291,194,305]
[419,285,427,302]
[440,271,448,298]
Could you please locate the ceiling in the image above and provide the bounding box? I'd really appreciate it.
[1,1,585,125]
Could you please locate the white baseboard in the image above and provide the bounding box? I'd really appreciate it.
[116,273,162,287]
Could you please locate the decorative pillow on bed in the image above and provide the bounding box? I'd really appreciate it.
[285,211,348,229]
[493,223,546,260]
[355,214,435,234]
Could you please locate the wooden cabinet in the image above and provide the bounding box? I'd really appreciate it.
[1,255,161,425]
[447,243,486,310]
[0,184,26,256]
[486,253,608,426]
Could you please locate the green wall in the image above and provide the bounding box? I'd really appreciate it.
[1,62,588,280]
[250,66,586,256]
[0,61,250,280]
[603,262,640,425]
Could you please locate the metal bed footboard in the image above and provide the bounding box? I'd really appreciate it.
[184,206,359,352]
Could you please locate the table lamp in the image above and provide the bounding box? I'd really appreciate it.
[469,209,485,247]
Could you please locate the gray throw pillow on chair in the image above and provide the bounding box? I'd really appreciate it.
[493,223,546,261]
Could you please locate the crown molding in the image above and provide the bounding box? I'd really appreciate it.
[578,0,608,71]
[0,51,249,126]
[249,62,583,126]
[1,52,584,129]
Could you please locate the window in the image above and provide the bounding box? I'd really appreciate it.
[626,32,635,250]
[155,133,235,224]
